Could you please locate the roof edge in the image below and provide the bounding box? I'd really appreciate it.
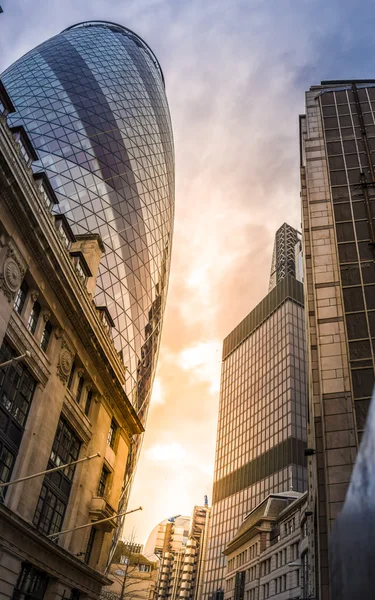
[62,21,165,87]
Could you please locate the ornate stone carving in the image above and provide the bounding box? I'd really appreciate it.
[86,383,92,392]
[77,368,84,378]
[30,290,39,302]
[0,246,26,302]
[42,310,51,323]
[57,340,74,384]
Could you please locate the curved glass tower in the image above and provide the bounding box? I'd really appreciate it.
[1,21,174,422]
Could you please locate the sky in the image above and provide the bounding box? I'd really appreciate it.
[1,0,375,545]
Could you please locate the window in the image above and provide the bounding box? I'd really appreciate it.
[33,484,66,535]
[0,339,36,427]
[39,183,54,210]
[12,563,49,600]
[40,321,52,353]
[84,526,97,564]
[58,224,71,248]
[84,389,93,416]
[120,555,129,565]
[97,466,110,497]
[139,564,150,572]
[74,258,86,280]
[115,569,126,576]
[70,253,90,282]
[33,418,81,535]
[0,441,15,486]
[14,280,28,315]
[50,418,80,479]
[303,520,308,538]
[67,362,76,390]
[0,340,35,491]
[76,375,84,403]
[27,301,41,335]
[107,418,118,449]
[11,130,34,167]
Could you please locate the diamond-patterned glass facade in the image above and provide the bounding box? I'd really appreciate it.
[2,21,175,420]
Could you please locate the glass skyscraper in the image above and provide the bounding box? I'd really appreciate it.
[202,225,307,600]
[1,21,174,423]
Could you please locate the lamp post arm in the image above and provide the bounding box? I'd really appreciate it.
[47,506,143,539]
[0,452,101,489]
[0,350,31,370]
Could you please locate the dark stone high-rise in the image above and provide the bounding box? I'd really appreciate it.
[1,21,175,424]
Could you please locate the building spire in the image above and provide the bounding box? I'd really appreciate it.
[268,222,302,291]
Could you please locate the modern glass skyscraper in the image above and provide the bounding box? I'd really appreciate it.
[300,80,375,600]
[1,21,174,424]
[202,225,307,600]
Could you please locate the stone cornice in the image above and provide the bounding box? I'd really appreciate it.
[0,119,143,436]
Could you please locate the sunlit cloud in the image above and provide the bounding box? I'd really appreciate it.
[146,443,187,463]
[150,377,165,406]
[178,341,222,394]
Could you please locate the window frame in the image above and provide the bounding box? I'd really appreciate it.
[40,320,53,353]
[27,301,41,335]
[107,418,118,450]
[14,280,29,316]
[12,563,49,600]
[97,465,110,497]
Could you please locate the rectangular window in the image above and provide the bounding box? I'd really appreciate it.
[97,466,110,497]
[39,183,53,211]
[57,221,71,249]
[12,563,49,600]
[0,339,36,428]
[76,376,84,403]
[27,301,41,335]
[50,418,81,479]
[84,526,97,564]
[107,418,118,449]
[14,280,28,315]
[33,418,81,536]
[33,484,66,535]
[0,441,15,486]
[40,321,52,353]
[84,389,93,416]
[139,564,150,572]
[67,362,76,390]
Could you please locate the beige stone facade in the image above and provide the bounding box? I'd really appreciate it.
[223,492,308,600]
[103,544,158,600]
[0,83,142,598]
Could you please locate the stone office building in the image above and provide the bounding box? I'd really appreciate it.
[0,82,143,598]
[300,79,375,599]
[223,491,308,600]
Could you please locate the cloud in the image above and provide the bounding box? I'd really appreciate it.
[178,341,222,394]
[146,443,187,462]
[150,377,164,406]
